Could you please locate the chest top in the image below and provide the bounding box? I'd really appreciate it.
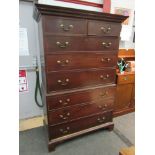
[33,3,128,23]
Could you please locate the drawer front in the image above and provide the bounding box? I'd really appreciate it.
[47,86,116,110]
[88,21,121,36]
[46,52,117,72]
[43,16,87,35]
[48,98,114,125]
[87,37,119,51]
[46,68,116,92]
[49,111,112,139]
[44,36,119,53]
[117,74,135,84]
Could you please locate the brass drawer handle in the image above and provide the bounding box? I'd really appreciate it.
[56,41,69,48]
[59,127,70,134]
[102,42,112,48]
[60,24,74,31]
[97,117,106,123]
[101,26,111,33]
[57,60,69,66]
[101,57,111,62]
[59,112,70,120]
[98,104,108,110]
[100,91,108,97]
[123,77,128,80]
[100,74,109,80]
[57,78,70,86]
[59,98,70,105]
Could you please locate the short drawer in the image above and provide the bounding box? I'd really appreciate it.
[117,74,135,84]
[43,16,87,35]
[49,111,112,139]
[48,98,114,125]
[88,20,121,36]
[46,68,116,92]
[46,52,117,72]
[44,36,119,53]
[47,85,116,110]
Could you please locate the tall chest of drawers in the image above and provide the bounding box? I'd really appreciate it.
[33,3,127,151]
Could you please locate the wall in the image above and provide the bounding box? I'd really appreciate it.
[19,1,42,119]
[111,0,135,49]
[19,0,135,120]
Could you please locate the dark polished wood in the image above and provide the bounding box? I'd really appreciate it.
[33,3,127,151]
[43,16,87,36]
[47,85,116,110]
[33,3,128,23]
[48,121,114,151]
[46,68,116,92]
[48,98,114,125]
[42,15,122,37]
[49,111,113,139]
[44,36,119,52]
[88,21,121,36]
[46,52,117,71]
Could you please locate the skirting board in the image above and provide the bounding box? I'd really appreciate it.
[19,116,43,131]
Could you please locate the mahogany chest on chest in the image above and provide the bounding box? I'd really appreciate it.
[33,3,127,151]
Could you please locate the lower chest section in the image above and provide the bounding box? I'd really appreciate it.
[48,110,113,139]
[46,85,116,139]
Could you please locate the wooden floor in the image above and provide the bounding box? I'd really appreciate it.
[19,116,43,131]
[119,146,135,155]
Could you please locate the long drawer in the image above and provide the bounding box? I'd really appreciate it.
[48,98,114,125]
[46,68,116,92]
[47,85,116,110]
[44,36,119,53]
[49,111,112,139]
[46,52,117,72]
